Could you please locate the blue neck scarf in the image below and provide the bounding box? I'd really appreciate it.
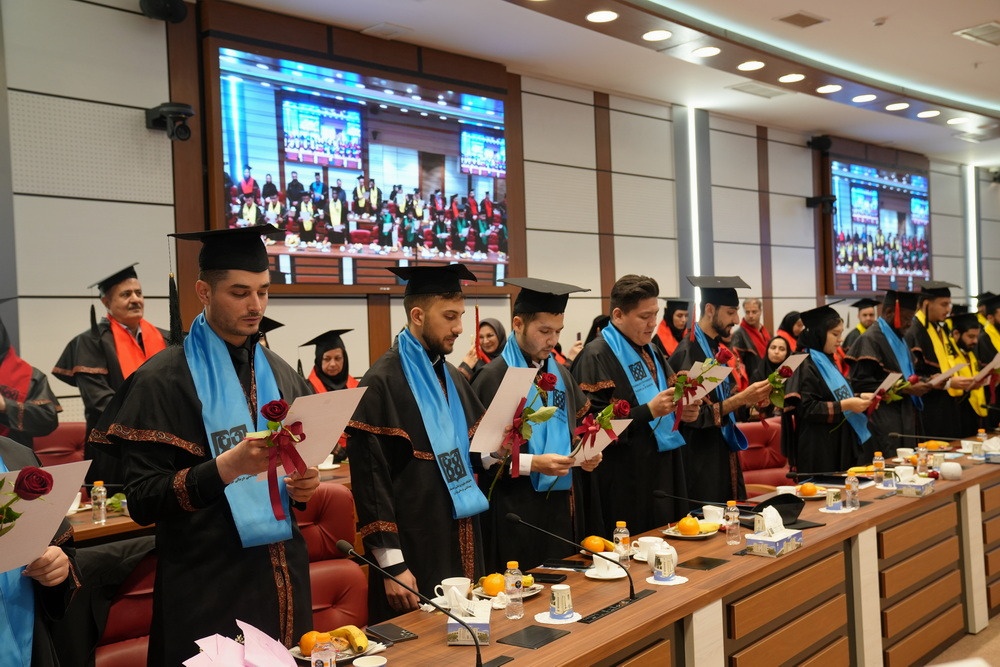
[693,325,748,452]
[397,329,488,519]
[0,456,34,667]
[600,325,685,451]
[877,318,923,409]
[185,313,292,548]
[500,336,571,491]
[807,349,872,444]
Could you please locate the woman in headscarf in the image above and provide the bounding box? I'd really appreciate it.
[653,299,688,360]
[750,335,791,384]
[777,310,803,352]
[302,329,357,392]
[782,305,873,474]
[458,318,506,381]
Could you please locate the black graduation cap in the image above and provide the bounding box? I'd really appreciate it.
[665,299,689,314]
[984,294,1000,314]
[918,280,960,298]
[505,277,590,315]
[387,263,477,295]
[88,263,139,295]
[851,298,880,310]
[170,225,276,272]
[301,328,352,351]
[799,300,845,331]
[975,291,996,303]
[357,174,365,181]
[950,303,969,316]
[883,289,920,311]
[687,275,750,307]
[258,317,284,335]
[951,311,981,331]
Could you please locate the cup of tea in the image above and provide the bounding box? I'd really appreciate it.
[593,550,622,577]
[630,536,664,562]
[702,505,725,522]
[652,548,676,582]
[896,447,914,459]
[894,465,915,482]
[434,576,471,600]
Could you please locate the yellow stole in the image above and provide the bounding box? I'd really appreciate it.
[953,347,987,417]
[414,200,424,217]
[855,322,866,336]
[915,310,952,373]
[241,203,257,223]
[369,189,378,207]
[984,319,1000,355]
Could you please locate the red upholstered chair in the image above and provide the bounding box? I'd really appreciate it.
[294,482,368,629]
[737,416,790,487]
[349,229,371,244]
[33,421,86,467]
[94,552,156,667]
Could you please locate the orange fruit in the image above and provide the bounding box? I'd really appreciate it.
[924,441,940,451]
[799,482,818,497]
[299,630,319,657]
[677,515,701,536]
[907,455,919,465]
[481,573,505,596]
[581,535,606,553]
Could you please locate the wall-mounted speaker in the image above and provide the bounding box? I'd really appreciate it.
[139,0,188,23]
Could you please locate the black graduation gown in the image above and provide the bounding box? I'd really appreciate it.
[845,321,918,457]
[904,318,955,438]
[0,437,79,667]
[977,333,1000,430]
[472,357,590,573]
[88,345,313,667]
[782,356,868,474]
[842,325,864,352]
[345,342,485,624]
[571,336,688,536]
[0,366,61,449]
[730,326,764,381]
[670,336,748,504]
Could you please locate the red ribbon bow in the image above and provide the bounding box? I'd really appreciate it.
[672,377,703,431]
[574,413,617,452]
[502,397,528,477]
[265,422,308,521]
[866,388,886,416]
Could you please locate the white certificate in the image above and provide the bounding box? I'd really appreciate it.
[572,419,632,466]
[683,361,734,402]
[469,367,539,454]
[928,363,969,387]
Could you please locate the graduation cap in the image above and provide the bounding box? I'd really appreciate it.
[975,291,996,304]
[799,300,844,332]
[950,311,981,332]
[687,275,750,308]
[883,289,920,329]
[298,329,352,377]
[88,263,139,296]
[950,303,969,316]
[918,280,960,299]
[984,294,1000,315]
[258,317,284,336]
[387,263,477,296]
[851,298,880,310]
[505,277,590,315]
[170,225,276,273]
[665,299,689,314]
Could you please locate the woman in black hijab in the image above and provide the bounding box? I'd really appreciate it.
[302,329,357,393]
[777,311,803,352]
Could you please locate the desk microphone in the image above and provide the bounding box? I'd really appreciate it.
[504,512,636,600]
[335,540,482,667]
[651,488,751,509]
[887,432,961,443]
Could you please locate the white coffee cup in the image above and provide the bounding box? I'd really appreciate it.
[434,576,471,599]
[593,550,622,576]
[896,447,914,459]
[775,486,796,496]
[894,465,915,482]
[321,454,335,468]
[630,536,665,561]
[652,548,676,581]
[702,505,725,522]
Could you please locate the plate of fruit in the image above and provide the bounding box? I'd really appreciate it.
[472,573,543,599]
[291,625,385,663]
[662,515,720,539]
[795,482,827,500]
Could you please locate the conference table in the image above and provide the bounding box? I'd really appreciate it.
[379,453,1000,667]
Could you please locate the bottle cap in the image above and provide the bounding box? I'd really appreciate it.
[507,561,519,569]
[874,451,882,457]
[726,500,736,506]
[94,480,104,486]
[615,520,626,528]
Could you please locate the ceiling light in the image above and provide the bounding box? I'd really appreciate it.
[420,112,428,117]
[642,29,672,42]
[816,84,842,94]
[852,94,876,103]
[255,63,269,70]
[885,102,909,111]
[947,117,971,125]
[778,73,805,83]
[400,108,408,113]
[917,110,941,118]
[411,95,421,101]
[379,104,388,109]
[586,11,618,23]
[692,46,721,58]
[383,89,394,95]
[738,61,765,71]
[439,115,448,120]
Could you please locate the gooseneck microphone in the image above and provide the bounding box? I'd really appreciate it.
[504,512,636,600]
[888,432,961,442]
[335,540,482,667]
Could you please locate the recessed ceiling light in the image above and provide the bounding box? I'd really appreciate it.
[947,117,971,125]
[255,63,269,70]
[400,108,408,113]
[917,110,941,118]
[384,89,394,95]
[642,29,672,42]
[586,10,618,23]
[379,104,388,109]
[852,94,877,103]
[885,102,910,111]
[816,84,842,94]
[439,115,448,120]
[738,61,765,71]
[420,112,428,117]
[778,73,805,83]
[692,46,721,58]
[411,95,421,101]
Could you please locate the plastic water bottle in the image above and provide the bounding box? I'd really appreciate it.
[724,500,741,545]
[504,561,524,619]
[916,445,929,475]
[612,520,631,570]
[91,481,107,525]
[872,451,885,485]
[972,428,987,464]
[311,632,335,667]
[845,471,860,510]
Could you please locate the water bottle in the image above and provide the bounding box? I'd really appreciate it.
[872,451,885,485]
[972,428,988,464]
[91,481,107,525]
[845,471,860,510]
[504,561,524,620]
[916,445,928,475]
[311,632,335,667]
[612,520,631,570]
[724,500,741,545]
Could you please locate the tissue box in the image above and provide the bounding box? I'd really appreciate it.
[897,476,935,497]
[985,452,1000,464]
[745,528,803,557]
[446,599,491,646]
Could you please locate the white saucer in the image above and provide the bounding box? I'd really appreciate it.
[428,596,451,610]
[818,506,857,514]
[633,554,648,562]
[645,574,688,586]
[318,463,341,471]
[585,568,627,580]
[533,611,581,625]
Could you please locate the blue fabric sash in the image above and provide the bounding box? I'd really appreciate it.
[0,455,34,667]
[185,313,292,548]
[693,325,748,452]
[600,325,685,451]
[500,336,571,491]
[397,329,488,519]
[808,349,872,444]
[877,318,923,409]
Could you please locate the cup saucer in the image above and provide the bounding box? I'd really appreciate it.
[585,567,627,580]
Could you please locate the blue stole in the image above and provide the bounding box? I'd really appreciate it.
[600,325,685,451]
[808,349,872,444]
[500,336,571,491]
[185,313,292,548]
[0,456,34,667]
[397,329,488,519]
[877,318,923,409]
[693,326,749,452]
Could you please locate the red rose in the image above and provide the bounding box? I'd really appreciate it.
[261,399,290,422]
[715,347,734,365]
[14,466,54,501]
[612,399,631,419]
[907,375,919,384]
[537,373,558,392]
[778,366,794,379]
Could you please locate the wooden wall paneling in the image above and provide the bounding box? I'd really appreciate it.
[798,636,850,667]
[594,92,615,313]
[883,603,964,667]
[879,536,960,599]
[878,503,957,560]
[200,0,327,54]
[419,48,506,90]
[503,73,526,284]
[366,294,391,365]
[756,126,774,330]
[730,594,847,667]
[330,28,419,71]
[881,569,961,639]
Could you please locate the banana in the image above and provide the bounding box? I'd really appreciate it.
[329,625,368,653]
[847,465,875,474]
[601,538,615,552]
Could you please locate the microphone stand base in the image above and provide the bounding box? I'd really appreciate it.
[578,589,655,624]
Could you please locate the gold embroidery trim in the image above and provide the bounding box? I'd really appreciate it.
[412,450,434,460]
[576,400,592,420]
[53,365,109,377]
[105,423,205,457]
[579,380,615,392]
[268,542,295,647]
[458,517,476,580]
[173,469,195,511]
[348,420,411,443]
[360,520,399,537]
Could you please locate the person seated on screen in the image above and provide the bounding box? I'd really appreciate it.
[261,174,277,201]
[298,193,316,244]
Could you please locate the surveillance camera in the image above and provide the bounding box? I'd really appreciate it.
[145,103,195,141]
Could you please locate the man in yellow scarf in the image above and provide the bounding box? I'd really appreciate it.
[948,312,989,437]
[976,294,1000,429]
